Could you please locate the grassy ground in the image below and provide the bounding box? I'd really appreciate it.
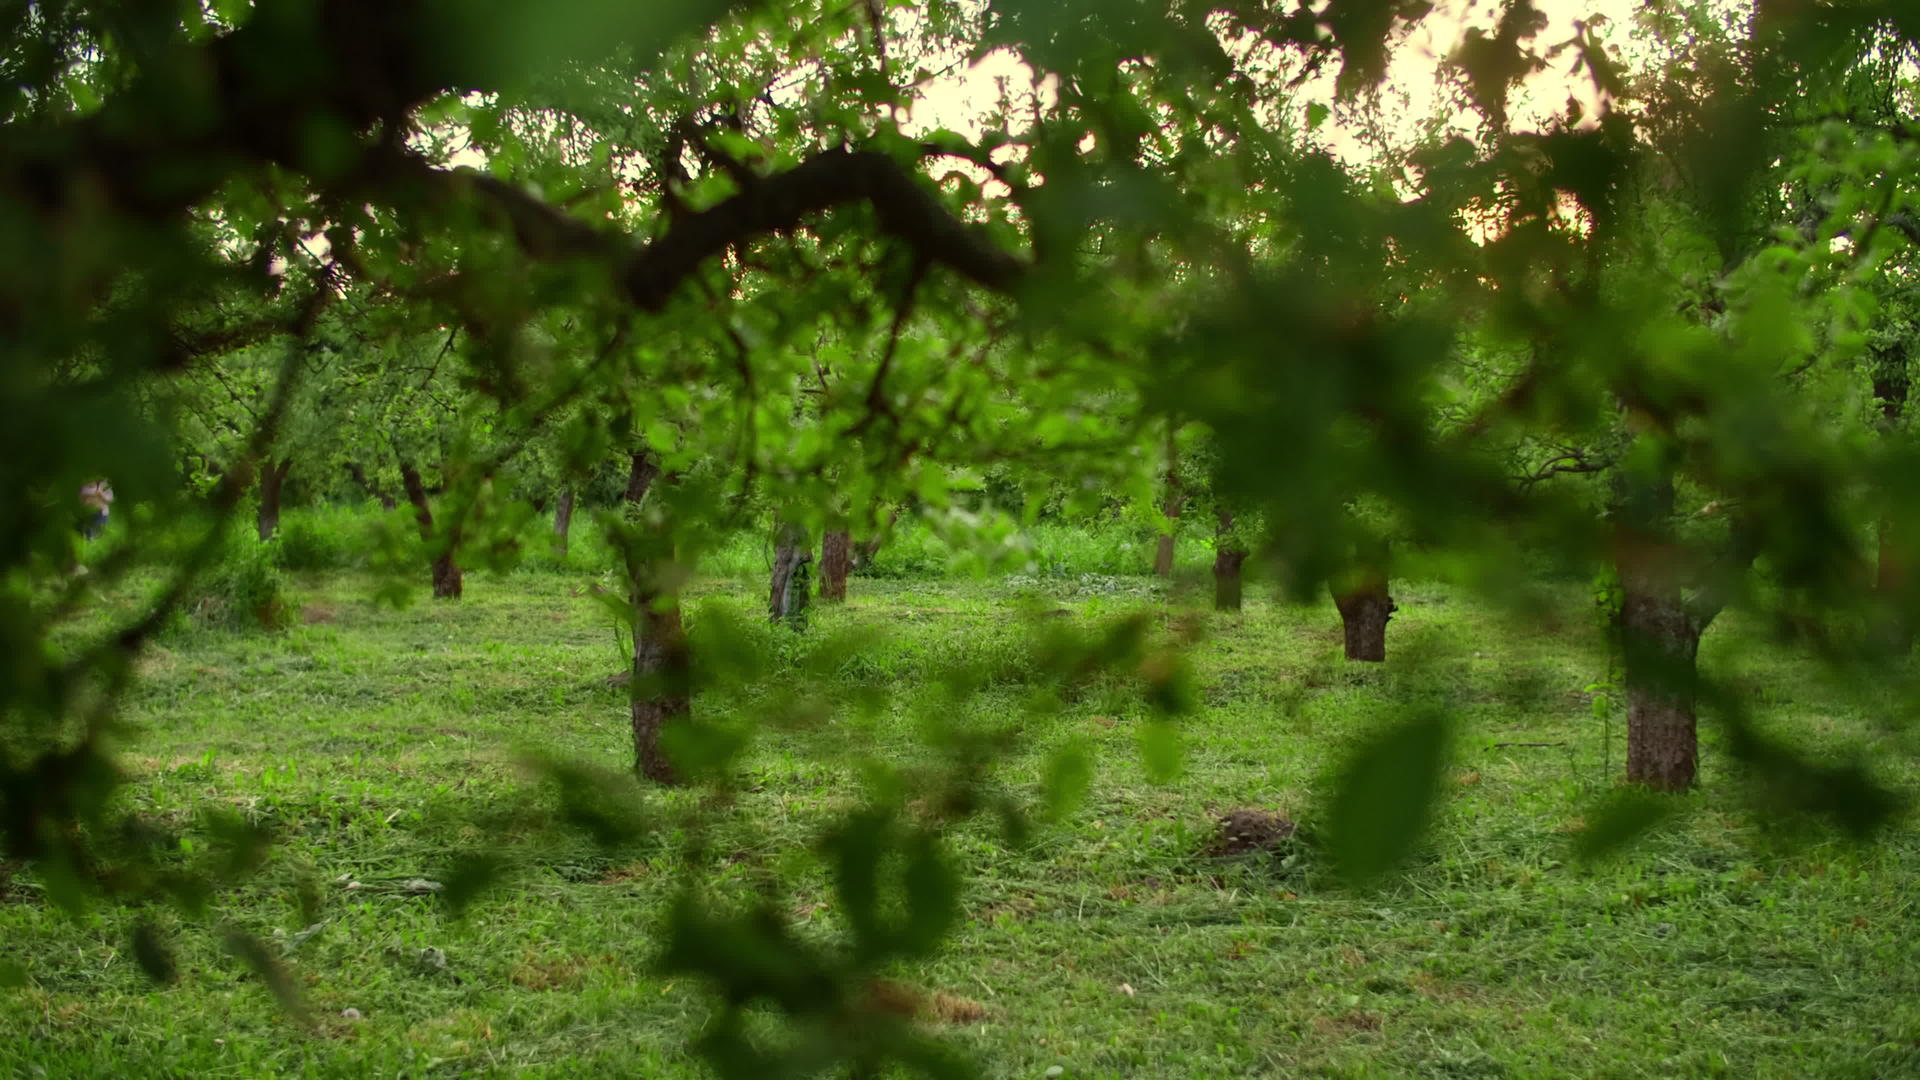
[4,556,1919,1078]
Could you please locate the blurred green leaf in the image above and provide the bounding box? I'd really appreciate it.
[1572,787,1680,864]
[1326,709,1452,886]
[224,928,305,1020]
[1041,741,1093,821]
[1137,720,1183,783]
[131,921,179,985]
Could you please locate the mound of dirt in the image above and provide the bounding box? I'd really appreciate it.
[1207,808,1297,857]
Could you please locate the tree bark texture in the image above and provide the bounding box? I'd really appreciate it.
[625,451,660,504]
[1611,455,1707,793]
[1213,511,1246,612]
[820,528,852,603]
[621,449,684,783]
[1617,556,1703,792]
[256,457,291,541]
[400,462,462,599]
[1331,575,1395,662]
[769,519,812,628]
[553,488,575,559]
[630,594,688,785]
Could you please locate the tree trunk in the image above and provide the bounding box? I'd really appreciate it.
[430,553,463,599]
[630,591,688,785]
[1154,427,1182,577]
[256,458,291,541]
[622,450,684,784]
[1610,455,1708,793]
[769,518,812,629]
[820,529,852,603]
[625,451,660,504]
[1213,511,1246,612]
[345,461,397,509]
[1875,346,1911,653]
[400,462,462,599]
[553,488,575,559]
[1617,553,1703,792]
[1331,574,1395,662]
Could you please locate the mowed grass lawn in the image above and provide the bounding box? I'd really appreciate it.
[4,566,1919,1078]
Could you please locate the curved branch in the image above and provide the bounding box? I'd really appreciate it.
[361,144,1027,311]
[618,148,1026,308]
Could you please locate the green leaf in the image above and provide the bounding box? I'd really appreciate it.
[1138,720,1183,783]
[1041,741,1093,821]
[1326,710,1452,886]
[1306,101,1331,131]
[591,588,637,630]
[828,809,889,961]
[132,921,179,985]
[439,852,508,917]
[1572,787,1679,864]
[224,929,305,1019]
[210,0,251,27]
[898,831,959,957]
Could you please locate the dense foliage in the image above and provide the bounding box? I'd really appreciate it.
[5,0,1919,1073]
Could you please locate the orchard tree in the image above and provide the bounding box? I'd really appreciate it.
[6,1,1920,1073]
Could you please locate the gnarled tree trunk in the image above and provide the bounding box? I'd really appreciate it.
[1213,510,1246,612]
[1331,573,1395,662]
[553,488,575,560]
[820,528,851,603]
[400,462,462,599]
[769,518,812,629]
[256,457,292,541]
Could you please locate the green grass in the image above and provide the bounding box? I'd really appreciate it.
[223,501,1218,582]
[4,559,1918,1078]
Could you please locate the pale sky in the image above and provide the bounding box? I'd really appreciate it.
[420,0,1656,226]
[906,0,1647,164]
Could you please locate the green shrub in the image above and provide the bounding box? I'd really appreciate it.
[515,506,626,575]
[186,539,295,631]
[1023,521,1149,576]
[853,523,950,579]
[272,512,353,571]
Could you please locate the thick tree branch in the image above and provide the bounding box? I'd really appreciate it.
[618,148,1026,307]
[362,144,1027,313]
[1513,449,1613,491]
